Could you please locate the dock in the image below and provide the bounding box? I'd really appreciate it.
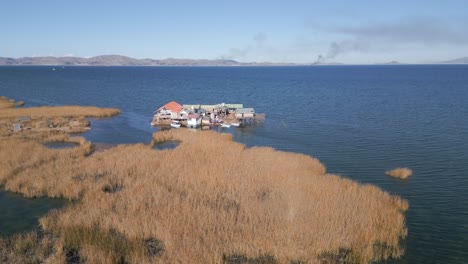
[150,101,265,128]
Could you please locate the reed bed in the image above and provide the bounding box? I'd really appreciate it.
[0,96,16,109]
[0,96,24,108]
[0,105,120,119]
[386,168,413,179]
[0,130,408,263]
[0,230,55,263]
[0,102,15,109]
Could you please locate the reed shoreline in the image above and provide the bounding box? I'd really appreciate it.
[0,97,120,138]
[0,97,408,263]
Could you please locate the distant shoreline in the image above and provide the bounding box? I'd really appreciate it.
[1,63,468,67]
[1,54,466,66]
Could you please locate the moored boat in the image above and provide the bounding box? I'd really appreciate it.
[170,121,181,128]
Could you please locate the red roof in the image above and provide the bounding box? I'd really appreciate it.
[188,114,200,119]
[158,101,183,112]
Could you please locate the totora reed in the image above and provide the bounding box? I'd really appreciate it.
[0,128,408,263]
[0,97,120,137]
[0,105,120,119]
[386,167,413,179]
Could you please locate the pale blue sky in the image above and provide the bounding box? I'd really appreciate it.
[1,0,467,63]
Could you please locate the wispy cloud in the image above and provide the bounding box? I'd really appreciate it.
[315,17,468,63]
[219,32,271,61]
[337,17,468,45]
[219,17,468,64]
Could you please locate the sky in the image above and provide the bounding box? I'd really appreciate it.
[1,0,468,64]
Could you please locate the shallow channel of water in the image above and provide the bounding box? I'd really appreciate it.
[0,189,67,236]
[43,141,79,149]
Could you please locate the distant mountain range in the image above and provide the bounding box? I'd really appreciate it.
[440,57,468,64]
[384,61,402,65]
[0,55,298,66]
[0,55,467,66]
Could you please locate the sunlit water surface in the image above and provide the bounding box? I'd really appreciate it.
[1,65,467,263]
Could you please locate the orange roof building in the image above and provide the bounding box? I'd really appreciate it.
[157,101,183,112]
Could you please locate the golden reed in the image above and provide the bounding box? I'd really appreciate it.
[0,129,408,263]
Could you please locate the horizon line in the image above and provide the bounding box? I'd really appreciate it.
[1,54,467,66]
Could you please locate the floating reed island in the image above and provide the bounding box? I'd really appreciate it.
[0,98,409,263]
[0,95,24,109]
[150,101,265,128]
[386,167,413,179]
[0,96,120,137]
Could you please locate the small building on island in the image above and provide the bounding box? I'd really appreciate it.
[151,101,183,126]
[187,114,202,128]
[12,123,22,132]
[235,108,255,119]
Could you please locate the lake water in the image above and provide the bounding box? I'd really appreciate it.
[0,189,66,236]
[0,65,467,263]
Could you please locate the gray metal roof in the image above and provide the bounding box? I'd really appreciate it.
[16,116,31,122]
[225,104,243,109]
[236,108,255,114]
[183,103,243,110]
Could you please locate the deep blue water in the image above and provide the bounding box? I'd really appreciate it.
[1,65,467,263]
